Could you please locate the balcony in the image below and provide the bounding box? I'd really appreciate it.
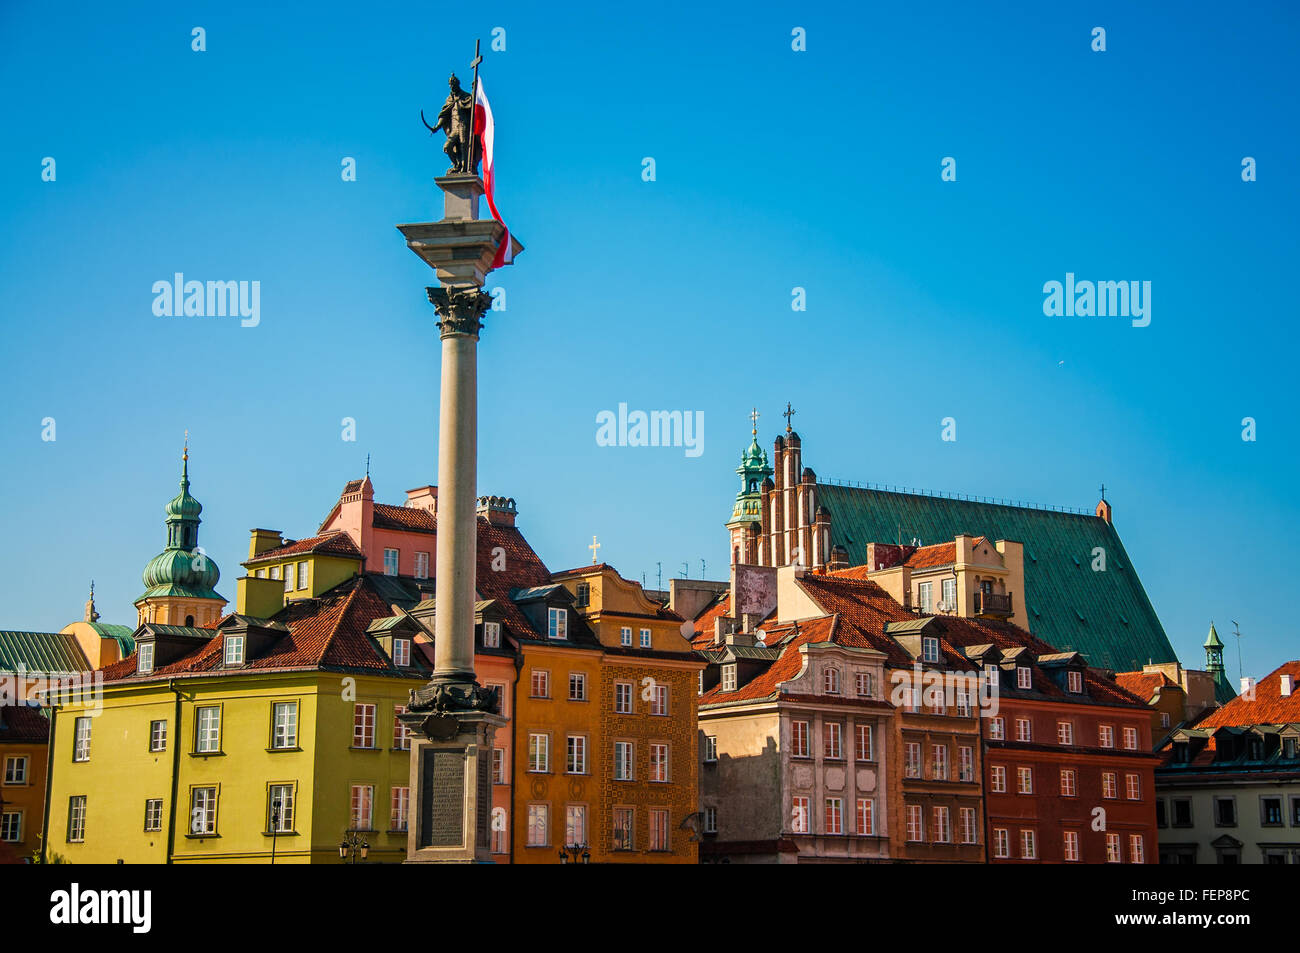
[974,591,1013,618]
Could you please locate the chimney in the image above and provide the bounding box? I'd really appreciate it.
[1240,676,1255,699]
[405,485,438,511]
[249,528,284,559]
[476,495,517,527]
[1280,674,1293,698]
[742,613,755,633]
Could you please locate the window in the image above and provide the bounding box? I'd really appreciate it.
[565,805,586,846]
[284,567,293,592]
[613,808,634,850]
[955,687,972,717]
[1106,833,1121,863]
[73,716,92,761]
[531,670,550,699]
[647,809,670,851]
[1020,829,1037,859]
[721,665,737,692]
[566,735,587,774]
[1015,717,1032,742]
[268,784,294,833]
[993,827,1009,859]
[1099,725,1115,748]
[349,784,373,830]
[352,703,376,748]
[792,720,810,758]
[1171,798,1193,827]
[614,681,632,713]
[574,583,590,608]
[1214,797,1236,827]
[905,742,922,778]
[1156,798,1167,827]
[703,735,718,762]
[826,797,843,835]
[67,796,87,842]
[3,756,28,784]
[272,702,297,749]
[903,685,919,712]
[959,807,977,844]
[824,666,841,694]
[906,804,924,842]
[1017,766,1033,794]
[1261,796,1283,826]
[1057,721,1074,745]
[138,642,155,674]
[195,707,221,753]
[651,683,668,716]
[142,799,163,833]
[620,626,632,647]
[483,621,501,648]
[529,733,550,773]
[856,725,874,762]
[989,717,1005,740]
[932,744,948,780]
[614,741,634,780]
[1060,768,1077,797]
[413,552,429,580]
[648,744,670,784]
[1016,666,1032,689]
[792,796,810,833]
[1068,670,1082,693]
[1102,772,1117,799]
[959,745,974,781]
[390,787,409,832]
[0,811,21,842]
[1129,834,1145,864]
[932,806,950,843]
[270,565,280,580]
[1123,726,1139,750]
[383,548,399,576]
[492,748,506,784]
[1125,773,1141,800]
[488,682,507,717]
[392,638,411,667]
[918,581,933,613]
[704,806,718,833]
[922,636,940,663]
[1064,830,1080,861]
[296,561,308,590]
[941,577,956,611]
[547,607,568,640]
[639,628,651,648]
[190,787,217,835]
[990,765,1007,792]
[528,804,549,846]
[393,706,410,750]
[856,671,873,697]
[224,634,245,665]
[568,672,587,701]
[857,798,875,835]
[1161,712,1171,728]
[824,723,843,760]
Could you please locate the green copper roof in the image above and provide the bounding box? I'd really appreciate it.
[87,623,136,656]
[137,449,222,604]
[818,483,1176,671]
[0,631,90,674]
[1204,622,1224,648]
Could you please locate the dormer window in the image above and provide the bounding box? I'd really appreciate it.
[392,638,411,667]
[138,642,155,675]
[922,637,940,664]
[823,667,840,694]
[224,635,245,666]
[1016,666,1032,689]
[483,622,501,648]
[575,583,590,608]
[1067,670,1083,693]
[547,607,568,640]
[722,664,737,692]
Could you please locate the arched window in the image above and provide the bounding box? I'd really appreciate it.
[185,614,195,627]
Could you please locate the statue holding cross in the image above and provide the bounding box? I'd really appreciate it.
[421,41,485,175]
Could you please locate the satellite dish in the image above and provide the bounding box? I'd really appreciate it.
[679,620,694,639]
[755,628,767,645]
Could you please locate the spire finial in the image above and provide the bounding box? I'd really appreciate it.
[366,453,371,478]
[589,535,601,565]
[750,407,760,437]
[181,430,190,484]
[84,579,100,623]
[1099,482,1106,501]
[783,402,796,433]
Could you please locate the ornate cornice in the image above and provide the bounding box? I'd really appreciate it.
[427,285,492,338]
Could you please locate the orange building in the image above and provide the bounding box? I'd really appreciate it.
[0,704,49,863]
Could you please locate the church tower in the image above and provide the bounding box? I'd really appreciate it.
[1203,622,1237,705]
[727,410,773,565]
[134,441,226,627]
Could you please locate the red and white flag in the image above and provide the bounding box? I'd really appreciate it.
[473,80,513,268]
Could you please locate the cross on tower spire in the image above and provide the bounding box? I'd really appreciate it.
[1099,482,1106,501]
[783,402,796,433]
[589,535,601,564]
[749,407,760,437]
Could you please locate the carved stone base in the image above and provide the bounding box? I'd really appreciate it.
[403,710,506,863]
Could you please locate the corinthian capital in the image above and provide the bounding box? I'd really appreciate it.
[427,285,492,337]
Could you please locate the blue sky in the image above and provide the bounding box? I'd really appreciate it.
[1,0,1295,678]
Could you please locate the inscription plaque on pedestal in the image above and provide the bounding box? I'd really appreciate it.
[421,749,466,848]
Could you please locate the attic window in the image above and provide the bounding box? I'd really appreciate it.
[483,621,501,648]
[1068,670,1083,694]
[722,664,737,692]
[1016,666,1032,689]
[922,637,940,664]
[575,583,591,608]
[392,638,411,667]
[547,607,568,640]
[224,635,245,666]
[138,642,155,675]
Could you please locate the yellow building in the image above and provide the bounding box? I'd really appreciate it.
[553,564,704,863]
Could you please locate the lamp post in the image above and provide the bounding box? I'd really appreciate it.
[557,843,591,865]
[269,798,281,866]
[339,830,370,865]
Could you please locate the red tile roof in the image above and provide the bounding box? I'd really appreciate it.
[373,503,437,534]
[1113,670,1177,702]
[244,531,363,565]
[1195,661,1300,728]
[700,616,838,704]
[826,564,873,580]
[904,542,956,569]
[0,703,50,743]
[691,592,733,648]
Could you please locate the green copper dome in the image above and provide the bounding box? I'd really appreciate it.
[135,447,223,603]
[728,431,773,527]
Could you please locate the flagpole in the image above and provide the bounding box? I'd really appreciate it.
[469,38,482,175]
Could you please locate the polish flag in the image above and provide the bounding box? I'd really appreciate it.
[473,80,513,268]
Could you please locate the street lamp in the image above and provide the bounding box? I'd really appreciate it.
[270,799,282,866]
[339,830,370,864]
[557,843,590,864]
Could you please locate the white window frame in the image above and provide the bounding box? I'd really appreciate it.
[195,707,221,753]
[67,795,87,842]
[483,621,501,648]
[569,671,586,701]
[190,786,218,835]
[390,786,410,832]
[918,581,933,614]
[392,637,411,667]
[138,642,155,674]
[352,703,376,749]
[529,733,550,773]
[224,634,245,666]
[614,741,635,781]
[296,561,308,590]
[73,716,92,761]
[1064,830,1080,862]
[349,783,373,831]
[922,636,940,664]
[1068,670,1083,693]
[3,755,28,784]
[413,551,429,580]
[1016,666,1032,689]
[650,742,669,782]
[639,627,651,648]
[272,701,297,749]
[268,784,295,833]
[620,626,632,647]
[383,548,399,576]
[567,734,587,774]
[144,799,163,833]
[548,607,568,640]
[614,681,632,713]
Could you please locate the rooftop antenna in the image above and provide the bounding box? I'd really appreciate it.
[366,453,370,478]
[1231,620,1244,683]
[701,558,706,579]
[681,561,689,579]
[656,561,662,592]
